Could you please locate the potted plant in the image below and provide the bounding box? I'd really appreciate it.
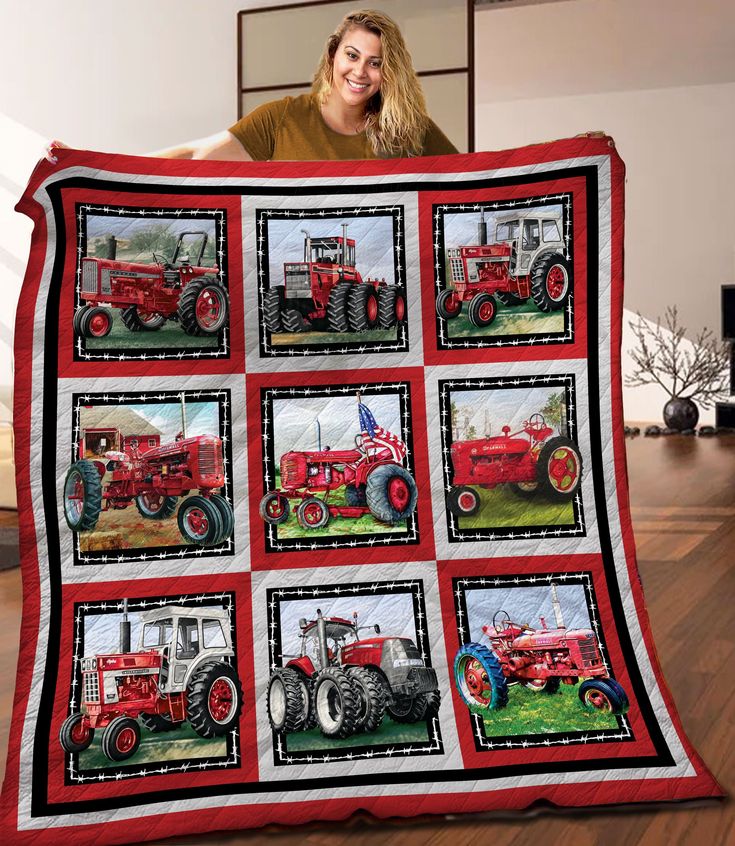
[626,306,729,430]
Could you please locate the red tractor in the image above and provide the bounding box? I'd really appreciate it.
[63,429,233,547]
[453,585,629,716]
[436,210,571,328]
[447,413,582,518]
[259,397,417,530]
[263,225,406,334]
[267,609,440,739]
[75,231,229,338]
[59,602,243,762]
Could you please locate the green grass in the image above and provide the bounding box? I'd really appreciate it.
[84,311,219,351]
[446,302,564,340]
[477,681,620,737]
[457,485,575,530]
[78,720,226,770]
[272,327,399,346]
[286,715,429,752]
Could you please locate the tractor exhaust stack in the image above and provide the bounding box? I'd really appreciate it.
[180,393,187,440]
[477,209,487,246]
[316,609,330,670]
[301,229,311,263]
[120,598,131,653]
[315,418,321,451]
[341,223,349,266]
[551,583,565,629]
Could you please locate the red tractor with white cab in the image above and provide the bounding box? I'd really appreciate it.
[59,602,243,762]
[259,395,417,530]
[447,412,582,518]
[263,224,406,334]
[75,230,229,338]
[267,608,440,738]
[453,584,629,715]
[63,399,233,546]
[436,210,571,328]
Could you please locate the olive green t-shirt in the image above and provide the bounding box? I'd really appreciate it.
[228,93,458,161]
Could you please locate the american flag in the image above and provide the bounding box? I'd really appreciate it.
[358,401,406,462]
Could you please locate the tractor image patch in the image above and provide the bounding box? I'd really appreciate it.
[433,197,574,350]
[259,383,420,553]
[60,593,242,778]
[452,574,631,748]
[256,206,409,357]
[266,580,443,764]
[74,206,230,361]
[439,375,585,542]
[64,391,234,564]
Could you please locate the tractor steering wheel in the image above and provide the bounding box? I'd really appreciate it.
[492,610,512,634]
[526,413,547,433]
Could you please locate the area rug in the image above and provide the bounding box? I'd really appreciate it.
[0,138,721,844]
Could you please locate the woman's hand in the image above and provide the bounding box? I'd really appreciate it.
[45,140,69,163]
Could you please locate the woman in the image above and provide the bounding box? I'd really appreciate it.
[48,9,457,163]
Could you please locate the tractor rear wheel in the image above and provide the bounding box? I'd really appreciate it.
[535,436,583,501]
[259,492,290,525]
[454,642,509,712]
[187,661,243,738]
[365,464,418,525]
[468,293,497,328]
[101,716,141,762]
[80,306,113,338]
[313,667,360,739]
[263,287,284,333]
[447,486,480,518]
[63,460,103,532]
[59,713,94,753]
[135,492,178,520]
[344,483,367,507]
[346,666,386,733]
[436,289,462,320]
[209,494,235,545]
[120,306,165,331]
[522,677,561,694]
[496,291,526,307]
[296,497,330,530]
[386,693,430,724]
[267,667,311,733]
[281,309,311,333]
[326,281,352,333]
[579,678,629,715]
[177,495,224,546]
[530,252,571,312]
[178,277,229,335]
[140,713,179,733]
[347,284,380,332]
[378,286,407,329]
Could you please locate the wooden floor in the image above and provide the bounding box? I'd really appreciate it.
[0,434,731,845]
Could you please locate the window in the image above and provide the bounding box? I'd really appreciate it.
[522,220,540,251]
[202,619,227,649]
[496,220,519,242]
[142,618,172,648]
[542,220,561,242]
[176,618,200,659]
[148,438,156,447]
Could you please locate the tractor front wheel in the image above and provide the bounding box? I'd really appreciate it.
[101,716,141,762]
[177,495,225,546]
[63,460,103,532]
[386,692,432,724]
[135,492,178,520]
[80,306,113,338]
[468,293,497,328]
[579,678,629,715]
[263,287,284,333]
[535,436,583,501]
[178,277,229,336]
[281,309,311,333]
[120,306,166,332]
[365,464,418,525]
[436,289,462,320]
[378,286,407,329]
[267,667,311,733]
[187,661,243,738]
[453,642,509,712]
[326,281,352,333]
[313,667,360,739]
[259,492,290,525]
[59,713,94,753]
[447,485,480,518]
[296,497,330,530]
[346,666,386,733]
[347,284,380,332]
[531,253,571,312]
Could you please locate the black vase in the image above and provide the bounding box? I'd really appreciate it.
[663,396,699,431]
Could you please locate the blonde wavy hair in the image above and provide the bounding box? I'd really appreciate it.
[312,9,431,157]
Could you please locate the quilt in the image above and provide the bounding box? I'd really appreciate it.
[0,138,721,844]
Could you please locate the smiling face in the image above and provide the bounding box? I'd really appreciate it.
[330,26,383,108]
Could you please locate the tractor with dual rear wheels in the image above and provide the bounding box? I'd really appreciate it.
[267,609,440,739]
[436,210,571,329]
[59,603,242,763]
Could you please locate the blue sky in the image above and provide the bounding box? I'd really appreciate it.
[86,215,216,241]
[441,203,563,249]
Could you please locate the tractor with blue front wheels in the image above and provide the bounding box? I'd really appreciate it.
[453,585,629,716]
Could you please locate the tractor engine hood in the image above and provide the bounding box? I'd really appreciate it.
[81,651,162,673]
[511,628,596,650]
[83,256,163,275]
[452,436,530,456]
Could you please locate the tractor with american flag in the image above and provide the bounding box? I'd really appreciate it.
[259,394,417,530]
